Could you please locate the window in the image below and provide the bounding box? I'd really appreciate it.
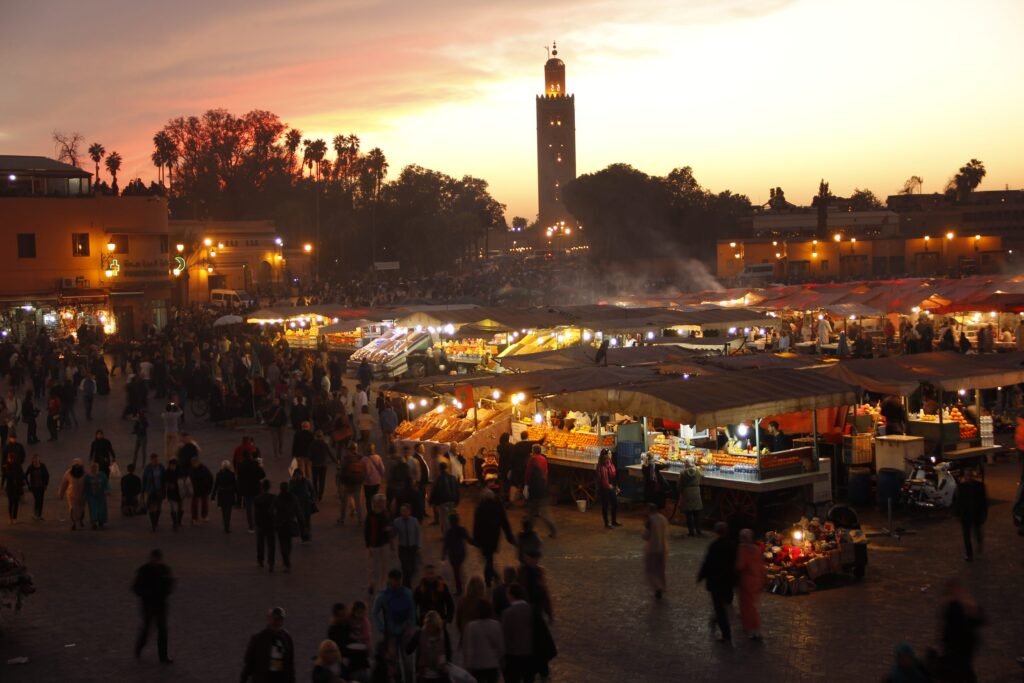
[17,233,36,258]
[820,259,829,272]
[72,233,90,257]
[159,235,168,254]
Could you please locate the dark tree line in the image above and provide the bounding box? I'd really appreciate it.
[563,164,752,263]
[143,109,504,274]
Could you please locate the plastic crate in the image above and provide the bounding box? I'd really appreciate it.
[844,434,874,465]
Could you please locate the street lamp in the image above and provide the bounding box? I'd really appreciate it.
[102,240,119,278]
[176,243,184,253]
[203,238,212,247]
[303,243,313,253]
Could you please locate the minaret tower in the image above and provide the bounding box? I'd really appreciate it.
[536,42,577,239]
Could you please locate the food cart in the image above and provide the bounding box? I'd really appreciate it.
[541,368,856,525]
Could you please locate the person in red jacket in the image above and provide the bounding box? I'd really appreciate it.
[524,444,556,538]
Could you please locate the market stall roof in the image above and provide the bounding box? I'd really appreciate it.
[541,368,858,430]
[388,365,680,399]
[817,351,1024,394]
[246,305,343,323]
[697,353,827,372]
[496,345,703,372]
[662,306,770,331]
[820,302,885,318]
[318,319,377,334]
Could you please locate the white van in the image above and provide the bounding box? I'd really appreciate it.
[210,289,254,309]
[737,263,777,284]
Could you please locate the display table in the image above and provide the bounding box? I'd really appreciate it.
[942,445,1002,480]
[874,435,925,473]
[627,465,827,524]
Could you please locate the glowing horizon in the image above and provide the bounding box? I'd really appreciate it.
[1,0,1022,220]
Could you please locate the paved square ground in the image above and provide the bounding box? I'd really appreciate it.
[1,376,1023,682]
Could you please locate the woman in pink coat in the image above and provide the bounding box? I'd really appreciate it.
[735,528,766,640]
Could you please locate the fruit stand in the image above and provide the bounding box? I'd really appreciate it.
[762,518,868,595]
[539,368,857,525]
[392,404,513,460]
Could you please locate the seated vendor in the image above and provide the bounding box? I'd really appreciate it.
[765,421,790,452]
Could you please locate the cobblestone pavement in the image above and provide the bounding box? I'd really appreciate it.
[1,376,1023,682]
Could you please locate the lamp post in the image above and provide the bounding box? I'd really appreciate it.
[101,240,120,279]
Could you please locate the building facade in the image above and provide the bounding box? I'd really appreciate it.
[169,220,314,304]
[536,43,577,238]
[0,156,172,339]
[718,233,1007,282]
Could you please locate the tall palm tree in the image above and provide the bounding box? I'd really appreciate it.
[88,143,106,184]
[359,148,388,269]
[285,129,303,178]
[302,139,313,179]
[152,131,177,189]
[308,139,328,182]
[105,152,123,193]
[333,134,361,188]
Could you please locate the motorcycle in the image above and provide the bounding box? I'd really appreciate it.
[900,457,959,509]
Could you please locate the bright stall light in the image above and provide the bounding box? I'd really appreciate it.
[419,399,428,407]
[582,331,592,342]
[736,423,749,437]
[646,331,655,340]
[533,413,544,424]
[609,338,618,347]
[444,324,455,335]
[407,402,415,411]
[492,390,501,400]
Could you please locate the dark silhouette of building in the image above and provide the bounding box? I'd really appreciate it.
[536,42,577,238]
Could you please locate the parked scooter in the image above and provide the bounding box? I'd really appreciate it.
[900,457,959,509]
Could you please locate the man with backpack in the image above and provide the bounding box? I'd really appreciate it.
[338,446,365,526]
[524,444,556,538]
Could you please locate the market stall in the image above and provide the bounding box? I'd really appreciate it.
[819,351,1024,469]
[347,327,433,379]
[762,516,869,595]
[541,368,857,524]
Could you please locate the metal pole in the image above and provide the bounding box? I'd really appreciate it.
[812,407,820,466]
[938,387,945,459]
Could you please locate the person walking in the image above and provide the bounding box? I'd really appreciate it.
[524,444,556,538]
[45,389,60,441]
[131,410,149,469]
[430,461,460,534]
[211,460,238,533]
[473,488,516,588]
[237,452,266,533]
[275,482,301,572]
[955,469,988,562]
[291,420,314,480]
[361,443,385,516]
[697,521,737,644]
[406,610,451,682]
[338,446,365,526]
[596,449,620,529]
[142,453,167,532]
[413,563,455,625]
[84,462,110,530]
[22,390,39,445]
[254,480,277,571]
[735,528,766,640]
[121,463,142,516]
[287,468,315,542]
[25,453,49,521]
[442,512,473,596]
[642,503,669,600]
[188,455,213,525]
[160,401,182,462]
[240,606,295,683]
[88,429,117,478]
[937,578,985,682]
[501,583,535,683]
[265,396,288,459]
[679,457,704,537]
[58,458,88,530]
[80,373,97,421]
[394,502,422,589]
[464,600,503,683]
[364,494,393,595]
[2,448,25,524]
[164,459,185,531]
[132,548,175,664]
[309,430,332,503]
[371,569,416,683]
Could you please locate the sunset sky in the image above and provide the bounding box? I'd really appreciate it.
[2,0,1022,220]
